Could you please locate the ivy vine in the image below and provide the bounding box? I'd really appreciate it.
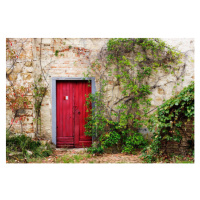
[84,38,189,154]
[142,82,194,162]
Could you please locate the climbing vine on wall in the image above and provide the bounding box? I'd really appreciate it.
[6,39,31,133]
[32,76,48,139]
[33,38,56,139]
[85,38,188,154]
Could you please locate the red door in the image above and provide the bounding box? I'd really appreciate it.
[56,80,92,148]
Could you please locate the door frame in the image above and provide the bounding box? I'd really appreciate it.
[51,77,96,146]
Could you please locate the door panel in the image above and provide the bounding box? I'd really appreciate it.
[56,80,92,148]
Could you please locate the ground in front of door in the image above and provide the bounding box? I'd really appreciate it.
[25,148,143,163]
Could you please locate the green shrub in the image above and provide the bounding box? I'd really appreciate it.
[6,132,53,161]
[101,130,121,148]
[87,146,104,155]
[122,132,148,154]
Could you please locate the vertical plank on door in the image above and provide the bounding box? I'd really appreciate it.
[74,82,79,146]
[80,81,83,142]
[70,82,73,138]
[60,82,63,137]
[56,82,60,138]
[63,81,66,138]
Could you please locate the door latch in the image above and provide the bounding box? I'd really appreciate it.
[64,96,68,100]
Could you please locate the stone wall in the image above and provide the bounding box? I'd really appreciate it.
[150,38,194,108]
[6,38,194,141]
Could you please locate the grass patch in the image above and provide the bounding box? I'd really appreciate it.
[54,153,90,163]
[176,160,194,163]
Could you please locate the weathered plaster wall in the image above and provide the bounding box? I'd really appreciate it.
[150,38,194,107]
[6,38,34,136]
[6,38,194,141]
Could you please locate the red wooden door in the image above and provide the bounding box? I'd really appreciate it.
[56,80,92,148]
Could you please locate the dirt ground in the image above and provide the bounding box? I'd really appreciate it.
[35,148,143,163]
[7,148,194,163]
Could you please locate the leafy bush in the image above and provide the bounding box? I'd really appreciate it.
[87,120,148,154]
[100,130,121,148]
[87,146,104,155]
[122,132,148,154]
[6,132,53,161]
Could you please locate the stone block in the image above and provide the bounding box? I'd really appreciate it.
[13,64,23,73]
[155,96,163,102]
[22,73,32,81]
[24,67,33,73]
[24,61,32,67]
[42,38,52,44]
[23,117,33,124]
[158,88,164,95]
[8,74,17,81]
[138,128,153,141]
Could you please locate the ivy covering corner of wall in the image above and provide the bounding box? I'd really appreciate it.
[142,82,194,162]
[84,38,193,155]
